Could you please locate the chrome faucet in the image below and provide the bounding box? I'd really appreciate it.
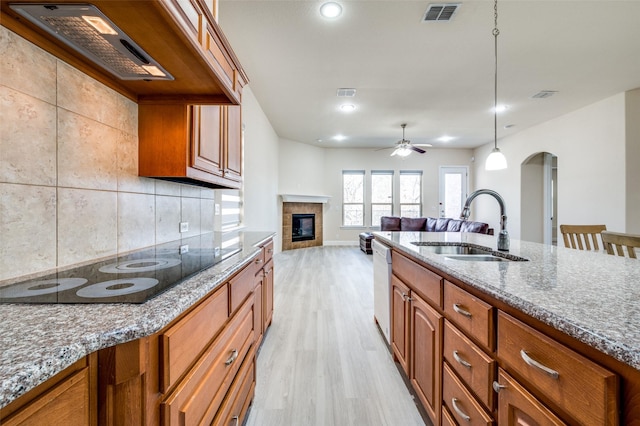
[460,189,510,251]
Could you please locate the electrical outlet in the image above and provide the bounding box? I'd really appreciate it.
[179,222,189,233]
[179,244,189,254]
[214,204,221,215]
[214,247,221,257]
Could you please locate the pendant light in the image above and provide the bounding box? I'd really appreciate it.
[485,0,508,171]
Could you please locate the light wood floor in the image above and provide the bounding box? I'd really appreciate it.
[246,246,427,426]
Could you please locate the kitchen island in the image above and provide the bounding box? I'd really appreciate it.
[0,231,274,424]
[374,231,640,425]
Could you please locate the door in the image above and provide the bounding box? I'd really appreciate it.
[439,166,468,218]
[191,105,224,177]
[391,275,410,374]
[224,105,242,182]
[410,293,443,426]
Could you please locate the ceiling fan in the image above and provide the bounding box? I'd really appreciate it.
[388,124,432,157]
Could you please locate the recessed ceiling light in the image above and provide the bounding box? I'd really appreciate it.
[332,134,347,141]
[437,135,455,143]
[320,2,342,18]
[494,104,509,113]
[316,138,323,143]
[340,104,356,112]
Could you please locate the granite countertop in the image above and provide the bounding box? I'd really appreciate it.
[373,231,640,371]
[0,231,275,409]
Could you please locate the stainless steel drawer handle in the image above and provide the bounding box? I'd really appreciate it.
[225,349,239,366]
[453,351,472,368]
[451,398,471,422]
[255,258,263,264]
[453,303,472,318]
[232,415,239,426]
[520,350,559,379]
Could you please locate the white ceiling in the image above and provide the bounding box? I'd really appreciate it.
[218,0,640,150]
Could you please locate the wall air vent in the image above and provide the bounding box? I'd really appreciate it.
[337,88,356,97]
[9,3,174,81]
[423,3,460,22]
[531,90,559,99]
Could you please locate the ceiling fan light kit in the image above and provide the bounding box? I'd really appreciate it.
[388,123,430,157]
[485,0,508,171]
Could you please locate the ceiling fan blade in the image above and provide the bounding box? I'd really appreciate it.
[390,149,398,156]
[409,145,426,154]
[413,143,433,147]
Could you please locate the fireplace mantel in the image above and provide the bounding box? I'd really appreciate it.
[280,194,331,204]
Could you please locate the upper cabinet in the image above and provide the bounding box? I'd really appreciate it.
[0,0,248,104]
[139,102,242,189]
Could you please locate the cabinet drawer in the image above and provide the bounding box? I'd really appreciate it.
[162,284,229,391]
[213,354,256,426]
[162,298,255,425]
[442,363,493,426]
[263,240,274,264]
[392,251,442,307]
[497,312,618,425]
[443,320,495,409]
[444,281,493,350]
[2,368,90,426]
[441,405,457,426]
[495,368,566,426]
[229,259,260,314]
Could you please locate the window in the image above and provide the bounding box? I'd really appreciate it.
[371,170,393,227]
[221,190,242,230]
[399,171,422,217]
[342,170,365,226]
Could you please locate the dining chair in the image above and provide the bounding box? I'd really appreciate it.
[601,231,640,259]
[560,224,607,251]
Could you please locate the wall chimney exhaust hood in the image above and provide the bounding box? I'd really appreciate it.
[9,4,174,80]
[1,0,248,103]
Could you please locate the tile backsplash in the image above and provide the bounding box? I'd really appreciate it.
[0,27,225,282]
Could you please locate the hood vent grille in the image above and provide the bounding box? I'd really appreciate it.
[9,4,173,81]
[423,3,460,22]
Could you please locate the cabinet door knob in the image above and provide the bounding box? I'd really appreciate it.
[451,398,471,422]
[453,351,472,368]
[520,350,559,379]
[492,381,507,393]
[225,349,239,366]
[453,303,472,318]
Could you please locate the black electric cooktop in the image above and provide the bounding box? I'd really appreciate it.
[0,235,241,304]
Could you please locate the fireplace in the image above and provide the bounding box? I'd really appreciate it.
[292,214,315,242]
[282,201,324,251]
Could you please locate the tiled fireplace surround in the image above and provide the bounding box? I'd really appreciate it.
[282,202,323,251]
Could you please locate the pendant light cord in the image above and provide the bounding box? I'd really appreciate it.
[493,0,499,150]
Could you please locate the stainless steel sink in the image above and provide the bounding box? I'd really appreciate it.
[443,254,507,262]
[410,242,528,262]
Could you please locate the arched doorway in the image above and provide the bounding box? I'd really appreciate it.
[520,152,558,244]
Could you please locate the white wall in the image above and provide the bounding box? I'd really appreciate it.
[241,87,282,250]
[278,138,326,196]
[625,89,640,234]
[312,147,473,244]
[473,93,628,240]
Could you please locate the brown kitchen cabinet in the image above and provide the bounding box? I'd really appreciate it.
[391,274,411,375]
[410,292,443,425]
[388,247,626,425]
[97,254,263,425]
[0,355,97,426]
[494,369,565,426]
[391,253,444,426]
[138,102,242,189]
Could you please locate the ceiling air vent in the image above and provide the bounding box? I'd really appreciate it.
[423,3,460,22]
[9,4,173,81]
[337,88,356,97]
[531,90,559,99]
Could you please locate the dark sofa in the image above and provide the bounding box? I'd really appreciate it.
[380,216,493,235]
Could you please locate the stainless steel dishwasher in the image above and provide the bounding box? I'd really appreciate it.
[372,239,392,344]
